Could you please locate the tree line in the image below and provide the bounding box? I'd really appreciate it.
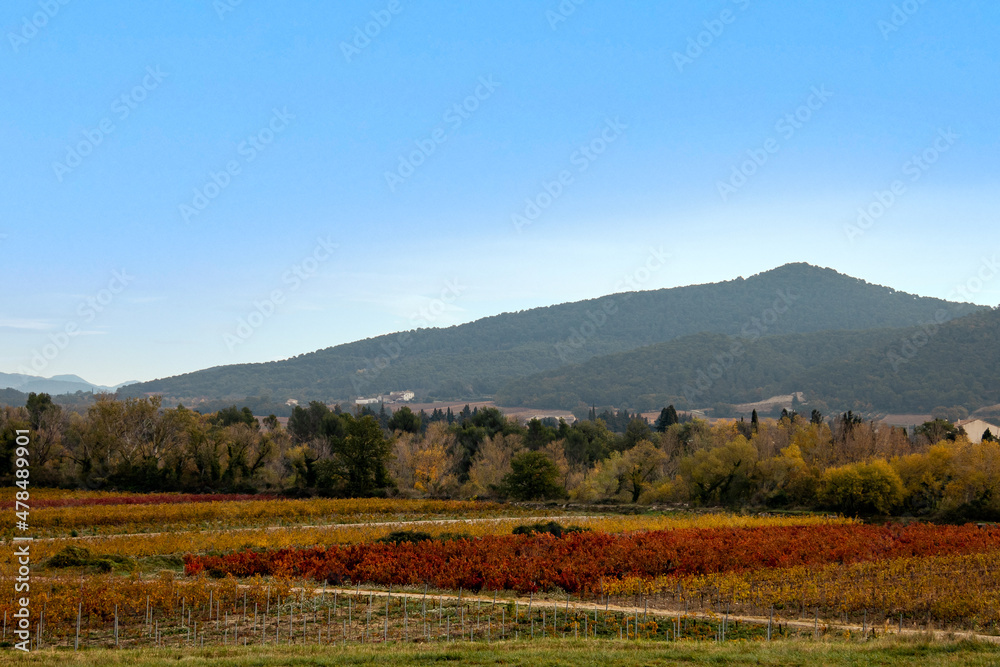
[1,393,996,520]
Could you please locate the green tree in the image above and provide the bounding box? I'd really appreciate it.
[524,418,557,450]
[916,418,959,444]
[288,401,330,443]
[387,406,421,434]
[562,419,614,466]
[210,405,257,429]
[26,392,58,431]
[653,405,679,432]
[623,418,652,448]
[500,451,566,500]
[327,414,393,496]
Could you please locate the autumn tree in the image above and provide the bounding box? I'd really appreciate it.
[464,433,523,498]
[679,436,758,508]
[390,422,458,497]
[820,459,904,515]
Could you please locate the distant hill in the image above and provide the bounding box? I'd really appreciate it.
[0,372,136,396]
[0,387,102,412]
[120,263,983,404]
[496,307,1000,416]
[0,387,28,408]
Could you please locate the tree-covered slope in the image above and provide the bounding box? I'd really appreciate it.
[496,307,1000,415]
[120,263,983,403]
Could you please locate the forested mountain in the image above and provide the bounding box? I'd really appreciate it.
[497,307,1000,416]
[120,263,982,404]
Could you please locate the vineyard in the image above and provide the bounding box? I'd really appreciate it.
[14,496,525,537]
[182,524,1000,593]
[4,490,1000,657]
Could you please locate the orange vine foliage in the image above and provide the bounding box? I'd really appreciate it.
[183,523,1000,595]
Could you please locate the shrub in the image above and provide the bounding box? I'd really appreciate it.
[511,521,590,538]
[46,545,136,572]
[376,530,433,545]
[47,545,94,568]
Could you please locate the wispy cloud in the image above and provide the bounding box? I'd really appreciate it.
[0,318,51,331]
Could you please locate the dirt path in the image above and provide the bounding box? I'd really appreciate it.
[290,584,1000,645]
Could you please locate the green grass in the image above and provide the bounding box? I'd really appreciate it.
[6,637,1000,666]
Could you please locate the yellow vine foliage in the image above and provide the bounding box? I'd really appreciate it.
[603,550,1000,627]
[19,497,527,536]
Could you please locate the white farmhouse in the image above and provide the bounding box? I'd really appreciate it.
[956,419,1000,444]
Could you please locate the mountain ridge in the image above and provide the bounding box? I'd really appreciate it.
[118,263,984,404]
[496,307,1000,415]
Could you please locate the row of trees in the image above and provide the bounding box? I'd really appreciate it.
[1,394,995,518]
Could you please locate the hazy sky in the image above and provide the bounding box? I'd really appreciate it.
[3,0,999,386]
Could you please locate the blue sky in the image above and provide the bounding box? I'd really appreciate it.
[2,0,999,386]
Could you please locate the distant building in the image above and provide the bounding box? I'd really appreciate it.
[956,419,1000,444]
[285,399,299,406]
[355,390,413,406]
